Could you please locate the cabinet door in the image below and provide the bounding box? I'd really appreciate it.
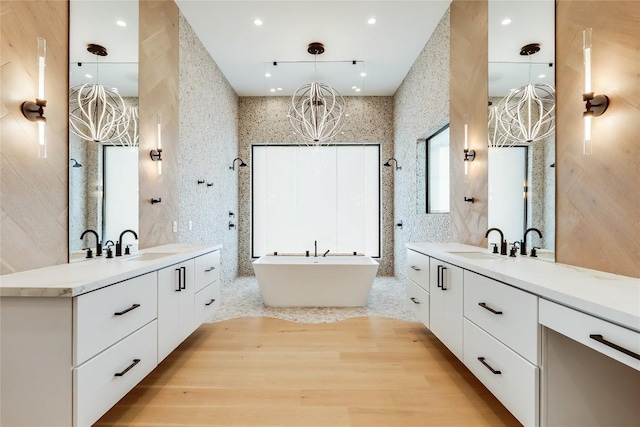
[157,263,183,362]
[178,259,196,341]
[429,258,464,360]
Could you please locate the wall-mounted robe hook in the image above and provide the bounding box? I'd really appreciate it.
[464,197,475,203]
[229,211,235,217]
[197,180,205,184]
[228,221,236,230]
[396,220,403,229]
[151,198,162,204]
[207,183,213,187]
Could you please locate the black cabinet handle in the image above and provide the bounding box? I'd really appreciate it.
[114,359,141,377]
[175,268,182,292]
[440,266,448,290]
[205,298,216,306]
[204,266,216,272]
[180,266,187,290]
[477,357,501,374]
[114,304,140,316]
[410,265,421,271]
[478,302,503,315]
[590,334,640,361]
[410,297,420,305]
[436,265,443,288]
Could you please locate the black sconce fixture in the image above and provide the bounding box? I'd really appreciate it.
[22,37,47,158]
[70,158,82,168]
[383,158,401,170]
[582,28,609,155]
[230,157,247,170]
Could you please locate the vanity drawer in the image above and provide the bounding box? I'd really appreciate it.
[464,271,539,364]
[406,250,429,290]
[195,280,221,326]
[74,320,157,427]
[406,279,430,328]
[194,250,221,292]
[540,299,640,371]
[464,319,539,427]
[74,272,158,366]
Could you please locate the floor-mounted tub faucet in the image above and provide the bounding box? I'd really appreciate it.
[521,228,543,256]
[116,229,138,257]
[485,228,507,255]
[314,240,318,257]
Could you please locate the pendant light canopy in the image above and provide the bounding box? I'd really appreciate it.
[68,44,128,144]
[287,43,347,146]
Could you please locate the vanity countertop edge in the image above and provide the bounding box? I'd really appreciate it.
[0,243,223,298]
[406,242,640,333]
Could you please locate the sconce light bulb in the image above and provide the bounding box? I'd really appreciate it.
[37,38,46,100]
[37,121,46,158]
[583,28,593,96]
[156,114,162,150]
[464,158,469,175]
[583,114,593,155]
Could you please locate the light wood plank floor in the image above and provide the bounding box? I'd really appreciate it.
[96,317,521,426]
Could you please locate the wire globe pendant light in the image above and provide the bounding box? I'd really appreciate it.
[495,43,555,144]
[116,105,139,149]
[287,42,347,146]
[69,44,128,144]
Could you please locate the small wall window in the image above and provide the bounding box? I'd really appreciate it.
[426,124,450,213]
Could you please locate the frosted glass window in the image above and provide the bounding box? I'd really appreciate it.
[252,144,380,258]
[427,125,450,213]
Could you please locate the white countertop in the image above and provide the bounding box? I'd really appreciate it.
[0,244,222,298]
[407,243,640,332]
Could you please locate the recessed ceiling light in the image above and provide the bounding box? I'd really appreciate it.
[360,72,367,77]
[367,17,376,25]
[355,88,361,92]
[85,74,92,78]
[277,88,282,91]
[254,19,263,26]
[538,74,546,79]
[501,18,512,25]
[270,88,276,92]
[265,72,271,77]
[352,86,357,89]
[116,20,126,27]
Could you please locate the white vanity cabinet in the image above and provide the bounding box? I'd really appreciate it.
[0,244,222,427]
[429,258,464,360]
[406,250,430,327]
[157,260,196,362]
[194,250,222,325]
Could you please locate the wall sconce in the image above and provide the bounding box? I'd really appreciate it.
[463,114,475,175]
[230,158,247,170]
[21,37,47,158]
[383,158,401,170]
[150,113,163,179]
[582,28,609,155]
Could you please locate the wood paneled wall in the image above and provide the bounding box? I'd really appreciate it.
[555,1,640,277]
[449,0,489,246]
[138,0,180,249]
[0,1,69,274]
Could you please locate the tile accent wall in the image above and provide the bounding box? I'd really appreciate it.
[393,10,452,281]
[0,1,69,274]
[178,13,239,282]
[237,96,395,276]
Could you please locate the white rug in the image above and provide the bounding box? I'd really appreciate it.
[207,276,418,324]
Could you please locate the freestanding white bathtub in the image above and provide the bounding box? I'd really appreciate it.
[252,255,379,307]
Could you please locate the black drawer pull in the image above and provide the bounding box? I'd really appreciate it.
[439,265,448,290]
[175,268,182,292]
[114,304,141,316]
[477,357,501,374]
[410,265,421,271]
[590,334,640,361]
[478,302,503,315]
[410,297,420,305]
[205,266,216,272]
[114,359,141,377]
[205,298,216,306]
[180,266,187,290]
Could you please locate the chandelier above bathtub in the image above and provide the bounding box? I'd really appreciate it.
[493,43,555,145]
[287,43,347,146]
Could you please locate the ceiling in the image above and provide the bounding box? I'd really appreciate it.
[67,0,555,99]
[175,1,452,96]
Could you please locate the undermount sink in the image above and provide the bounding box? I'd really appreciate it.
[447,251,501,260]
[120,252,177,262]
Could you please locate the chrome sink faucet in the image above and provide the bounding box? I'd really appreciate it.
[116,229,138,257]
[485,228,507,255]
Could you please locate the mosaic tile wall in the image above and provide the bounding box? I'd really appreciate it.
[393,10,452,281]
[178,13,240,282]
[237,96,395,276]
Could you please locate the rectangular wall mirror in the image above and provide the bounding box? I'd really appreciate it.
[69,0,139,261]
[487,0,555,260]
